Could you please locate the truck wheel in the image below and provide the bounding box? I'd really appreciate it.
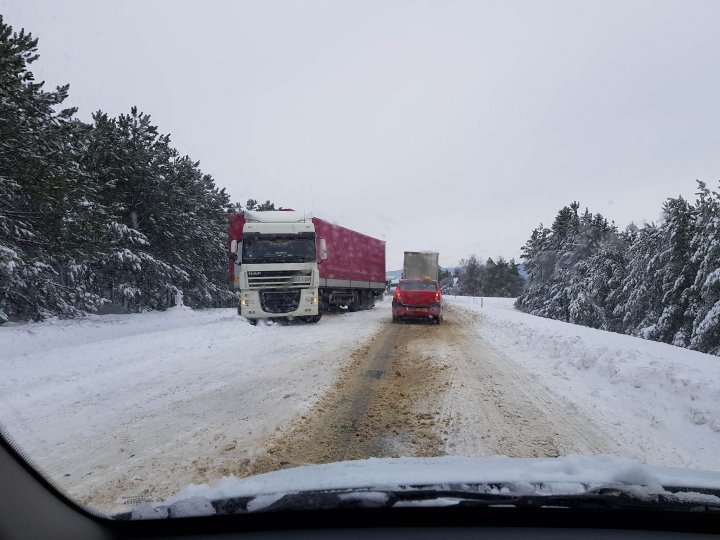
[348,293,359,312]
[246,318,258,326]
[308,313,322,323]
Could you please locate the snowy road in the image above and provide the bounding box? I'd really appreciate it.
[1,297,718,515]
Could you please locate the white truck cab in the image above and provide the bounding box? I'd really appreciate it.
[230,211,323,324]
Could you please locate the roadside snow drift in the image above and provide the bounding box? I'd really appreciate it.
[449,296,720,472]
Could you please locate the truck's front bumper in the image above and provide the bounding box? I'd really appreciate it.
[240,288,319,319]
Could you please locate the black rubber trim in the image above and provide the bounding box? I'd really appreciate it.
[2,424,719,537]
[107,505,720,537]
[0,423,109,520]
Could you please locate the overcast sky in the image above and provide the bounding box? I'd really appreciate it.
[3,0,720,269]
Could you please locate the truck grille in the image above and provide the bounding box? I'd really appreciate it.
[260,290,301,314]
[247,270,312,289]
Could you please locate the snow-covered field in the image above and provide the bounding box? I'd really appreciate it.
[448,296,720,472]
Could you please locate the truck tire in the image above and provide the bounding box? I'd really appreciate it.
[348,292,359,312]
[246,318,258,326]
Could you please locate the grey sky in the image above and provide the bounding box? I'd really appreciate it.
[3,0,720,270]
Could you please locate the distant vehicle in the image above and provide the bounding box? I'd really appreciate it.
[392,278,443,324]
[229,211,385,324]
[385,276,399,295]
[402,251,439,282]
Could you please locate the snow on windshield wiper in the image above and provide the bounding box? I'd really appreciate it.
[117,483,720,519]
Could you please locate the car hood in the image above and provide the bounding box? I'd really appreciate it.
[127,455,720,519]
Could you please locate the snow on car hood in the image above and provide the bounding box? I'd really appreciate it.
[130,455,720,518]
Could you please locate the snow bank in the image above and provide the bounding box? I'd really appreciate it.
[1,305,231,358]
[154,454,720,516]
[448,296,720,471]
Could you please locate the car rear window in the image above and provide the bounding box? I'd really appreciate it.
[399,280,438,291]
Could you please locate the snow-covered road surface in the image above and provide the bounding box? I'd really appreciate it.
[1,296,718,515]
[0,306,387,512]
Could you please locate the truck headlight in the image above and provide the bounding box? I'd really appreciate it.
[307,296,318,304]
[242,295,250,306]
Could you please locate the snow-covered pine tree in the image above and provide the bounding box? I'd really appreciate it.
[649,196,698,346]
[0,16,103,321]
[517,203,624,327]
[438,267,456,295]
[688,182,720,354]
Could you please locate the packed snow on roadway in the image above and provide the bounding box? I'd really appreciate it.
[1,295,719,513]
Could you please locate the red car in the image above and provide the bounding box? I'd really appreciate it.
[392,279,443,324]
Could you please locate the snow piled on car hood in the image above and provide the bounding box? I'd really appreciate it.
[134,455,720,518]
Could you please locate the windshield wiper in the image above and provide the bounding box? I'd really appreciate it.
[117,484,720,519]
[253,486,720,514]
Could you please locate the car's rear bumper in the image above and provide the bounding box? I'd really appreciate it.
[392,303,443,319]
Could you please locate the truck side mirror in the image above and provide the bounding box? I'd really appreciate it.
[230,240,241,264]
[318,238,328,262]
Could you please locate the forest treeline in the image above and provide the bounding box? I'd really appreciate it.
[0,16,275,322]
[516,186,720,356]
[440,256,525,298]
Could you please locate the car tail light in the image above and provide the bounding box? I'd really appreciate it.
[394,291,402,304]
[435,290,441,302]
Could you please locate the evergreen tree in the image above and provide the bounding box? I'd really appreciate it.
[438,267,456,294]
[0,14,280,320]
[688,182,720,354]
[457,255,483,296]
[0,16,100,321]
[650,196,698,346]
[516,187,720,356]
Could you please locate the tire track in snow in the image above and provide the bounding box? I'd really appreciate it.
[237,317,449,477]
[236,304,622,481]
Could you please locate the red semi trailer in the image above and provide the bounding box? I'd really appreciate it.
[228,210,385,324]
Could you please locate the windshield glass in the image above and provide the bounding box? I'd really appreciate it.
[1,0,720,525]
[242,236,316,264]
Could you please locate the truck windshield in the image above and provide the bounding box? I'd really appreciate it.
[242,236,316,264]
